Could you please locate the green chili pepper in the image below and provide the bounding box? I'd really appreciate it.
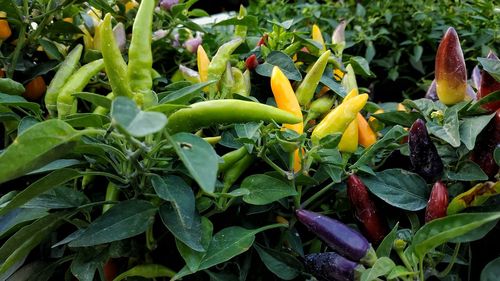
[0,78,25,96]
[243,69,251,96]
[127,0,154,98]
[103,182,119,213]
[93,92,114,115]
[296,50,331,106]
[219,146,248,173]
[166,99,302,134]
[45,44,83,117]
[307,95,335,121]
[219,62,235,99]
[207,38,243,98]
[223,153,254,189]
[101,13,134,98]
[234,5,247,39]
[57,59,105,118]
[231,67,248,97]
[283,41,302,56]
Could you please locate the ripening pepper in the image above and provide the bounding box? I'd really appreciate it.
[408,119,444,182]
[271,66,304,172]
[0,11,11,41]
[368,109,385,132]
[305,252,364,281]
[357,114,377,148]
[425,181,448,223]
[470,109,500,178]
[331,20,347,56]
[23,76,46,101]
[342,64,358,93]
[179,65,201,84]
[338,89,359,153]
[311,93,368,145]
[296,50,331,106]
[477,51,500,111]
[245,54,259,71]
[347,174,387,244]
[197,45,210,83]
[311,24,326,52]
[296,209,377,266]
[435,27,467,105]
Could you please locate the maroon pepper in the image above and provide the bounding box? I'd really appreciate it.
[347,174,387,244]
[296,209,377,266]
[425,180,449,223]
[305,252,364,281]
[471,109,500,178]
[408,119,444,182]
[245,54,259,71]
[478,51,500,112]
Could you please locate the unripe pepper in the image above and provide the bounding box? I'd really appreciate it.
[296,209,377,266]
[338,89,359,153]
[425,181,448,223]
[271,66,304,172]
[307,95,335,121]
[347,174,387,244]
[234,5,247,39]
[311,94,368,145]
[470,109,500,178]
[0,11,12,41]
[311,24,326,53]
[435,27,467,105]
[23,76,46,101]
[245,54,259,71]
[408,119,444,182]
[305,252,364,281]
[296,50,331,106]
[357,114,377,148]
[477,51,500,111]
[207,38,244,96]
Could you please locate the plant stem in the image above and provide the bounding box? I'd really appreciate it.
[436,243,460,278]
[301,181,335,209]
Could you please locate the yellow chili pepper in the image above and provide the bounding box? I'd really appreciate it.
[368,109,385,132]
[271,66,304,172]
[338,89,359,153]
[0,12,12,41]
[311,93,368,145]
[125,0,139,13]
[357,113,377,148]
[197,45,210,83]
[311,24,326,53]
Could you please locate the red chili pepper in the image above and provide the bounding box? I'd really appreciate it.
[245,54,259,71]
[256,34,268,47]
[347,174,387,244]
[425,181,448,223]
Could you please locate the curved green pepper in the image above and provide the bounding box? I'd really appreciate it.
[296,50,331,106]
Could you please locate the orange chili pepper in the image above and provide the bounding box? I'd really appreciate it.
[0,11,12,41]
[23,76,47,101]
[357,113,377,148]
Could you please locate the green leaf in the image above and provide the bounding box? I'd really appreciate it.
[255,51,302,81]
[152,175,204,251]
[27,159,81,175]
[171,133,219,194]
[18,116,39,134]
[254,244,303,280]
[72,92,112,108]
[360,257,395,281]
[113,264,176,281]
[70,247,107,281]
[478,57,500,81]
[459,113,495,150]
[0,212,68,274]
[360,169,429,211]
[64,113,110,128]
[445,161,488,181]
[376,223,399,258]
[320,66,347,98]
[0,169,82,216]
[387,265,416,280]
[351,126,407,169]
[176,217,213,272]
[412,212,500,259]
[214,15,258,28]
[69,200,156,247]
[350,56,374,78]
[372,111,421,127]
[0,120,80,184]
[111,97,167,137]
[0,208,48,238]
[481,257,500,281]
[159,80,216,105]
[24,186,88,209]
[450,220,498,243]
[241,174,297,205]
[427,106,461,147]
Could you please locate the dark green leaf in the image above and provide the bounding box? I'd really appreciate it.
[111,97,167,137]
[63,113,109,128]
[372,111,421,127]
[70,247,107,281]
[350,56,374,78]
[152,175,204,251]
[459,112,495,150]
[320,66,347,98]
[241,174,297,205]
[376,223,399,258]
[214,15,258,28]
[478,57,500,81]
[72,92,112,108]
[427,106,461,147]
[24,186,88,209]
[256,51,302,81]
[0,93,41,114]
[113,264,176,281]
[481,257,500,281]
[360,257,395,281]
[176,217,213,272]
[254,244,303,280]
[159,80,216,104]
[445,161,488,181]
[360,169,429,211]
[38,38,64,61]
[171,133,219,194]
[69,200,156,247]
[450,220,498,243]
[18,116,39,134]
[0,208,48,238]
[467,90,500,113]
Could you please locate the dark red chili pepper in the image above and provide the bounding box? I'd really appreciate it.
[296,209,377,266]
[478,51,500,112]
[470,109,500,178]
[425,180,448,223]
[305,252,364,281]
[245,54,259,71]
[347,174,387,244]
[103,259,118,281]
[408,119,444,182]
[256,34,268,47]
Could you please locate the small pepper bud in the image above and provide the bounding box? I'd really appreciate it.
[183,35,202,54]
[435,27,467,105]
[159,0,178,11]
[425,181,448,223]
[478,51,500,111]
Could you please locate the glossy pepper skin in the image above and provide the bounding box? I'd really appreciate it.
[357,114,377,148]
[425,181,448,223]
[435,27,467,105]
[296,209,377,266]
[470,109,500,178]
[311,24,326,52]
[245,54,258,71]
[23,76,46,101]
[0,11,12,41]
[296,50,331,106]
[305,252,363,281]
[408,119,444,182]
[347,174,387,244]
[338,89,359,153]
[478,51,500,111]
[197,45,210,83]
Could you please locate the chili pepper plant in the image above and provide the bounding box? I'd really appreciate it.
[0,1,499,281]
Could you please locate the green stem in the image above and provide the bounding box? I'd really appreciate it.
[301,181,335,209]
[436,243,461,278]
[397,248,414,272]
[419,258,424,281]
